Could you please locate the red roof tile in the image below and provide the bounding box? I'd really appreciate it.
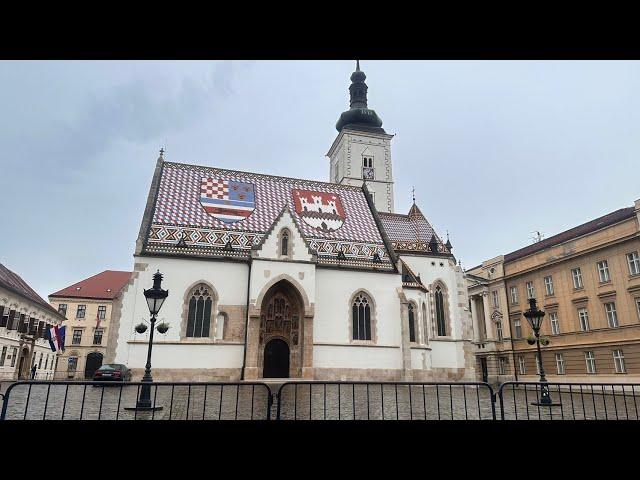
[49,270,132,300]
[0,263,61,315]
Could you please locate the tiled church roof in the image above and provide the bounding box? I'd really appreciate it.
[0,263,61,316]
[49,270,132,300]
[143,161,394,270]
[378,204,451,256]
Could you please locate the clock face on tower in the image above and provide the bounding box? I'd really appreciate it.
[363,167,374,180]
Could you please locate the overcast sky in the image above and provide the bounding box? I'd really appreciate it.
[1,60,638,300]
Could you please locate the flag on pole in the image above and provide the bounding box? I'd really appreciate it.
[56,325,66,352]
[45,327,57,352]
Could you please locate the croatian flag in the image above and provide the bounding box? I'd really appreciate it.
[200,178,255,223]
[45,327,57,352]
[46,325,66,352]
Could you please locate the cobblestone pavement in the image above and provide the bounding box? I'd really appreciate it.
[1,381,638,420]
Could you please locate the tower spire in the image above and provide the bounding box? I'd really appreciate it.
[335,61,385,133]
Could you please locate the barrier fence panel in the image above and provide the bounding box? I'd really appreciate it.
[0,381,274,420]
[275,382,496,420]
[498,382,640,420]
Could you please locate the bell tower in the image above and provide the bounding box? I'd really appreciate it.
[327,61,395,213]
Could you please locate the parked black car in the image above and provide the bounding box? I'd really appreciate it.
[92,364,132,382]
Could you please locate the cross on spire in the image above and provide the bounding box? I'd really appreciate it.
[159,147,165,159]
[412,186,416,204]
[356,59,360,71]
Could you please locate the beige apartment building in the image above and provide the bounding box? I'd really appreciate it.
[48,270,131,379]
[467,199,640,384]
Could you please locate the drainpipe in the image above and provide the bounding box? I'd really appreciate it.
[240,258,253,380]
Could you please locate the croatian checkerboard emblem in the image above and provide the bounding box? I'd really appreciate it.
[292,189,345,232]
[200,178,255,223]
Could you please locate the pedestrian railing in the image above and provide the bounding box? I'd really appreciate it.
[2,380,640,420]
[275,381,496,420]
[497,381,640,420]
[0,381,273,420]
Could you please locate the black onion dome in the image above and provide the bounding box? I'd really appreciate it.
[336,61,386,133]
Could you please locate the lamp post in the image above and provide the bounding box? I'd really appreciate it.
[127,270,168,411]
[523,298,560,407]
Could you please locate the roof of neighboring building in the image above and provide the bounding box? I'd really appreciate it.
[0,263,61,315]
[49,270,132,300]
[141,161,395,270]
[504,207,637,263]
[378,204,451,256]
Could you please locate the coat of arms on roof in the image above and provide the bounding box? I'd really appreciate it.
[292,189,345,232]
[200,178,255,223]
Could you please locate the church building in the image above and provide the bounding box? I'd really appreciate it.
[110,62,475,381]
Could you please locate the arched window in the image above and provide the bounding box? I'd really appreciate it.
[422,302,429,344]
[281,231,289,256]
[215,312,227,340]
[408,303,416,342]
[352,292,372,341]
[186,284,213,338]
[435,284,448,336]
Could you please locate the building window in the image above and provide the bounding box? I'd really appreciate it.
[555,353,565,375]
[578,308,590,331]
[550,312,560,335]
[499,357,508,375]
[0,346,6,366]
[58,304,67,317]
[362,156,374,179]
[627,251,640,276]
[496,321,503,341]
[585,351,596,374]
[93,329,103,345]
[186,284,213,338]
[352,292,372,341]
[279,228,291,258]
[0,307,7,328]
[370,192,375,203]
[605,302,618,328]
[76,305,86,319]
[613,349,626,373]
[408,303,416,342]
[215,312,227,340]
[597,260,610,283]
[72,330,82,345]
[421,302,429,344]
[513,318,522,338]
[636,298,640,321]
[434,284,448,336]
[526,282,535,299]
[68,357,78,375]
[492,290,499,308]
[571,268,583,289]
[10,347,17,367]
[518,355,526,374]
[97,306,106,320]
[510,286,519,304]
[544,276,554,296]
[38,353,43,368]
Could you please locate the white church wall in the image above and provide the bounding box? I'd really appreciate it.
[410,347,431,370]
[430,340,467,369]
[399,255,467,340]
[114,255,249,369]
[127,343,244,369]
[249,259,316,309]
[313,268,403,369]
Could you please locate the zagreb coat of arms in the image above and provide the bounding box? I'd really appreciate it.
[292,189,345,232]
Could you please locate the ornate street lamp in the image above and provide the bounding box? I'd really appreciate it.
[127,270,168,411]
[523,298,560,407]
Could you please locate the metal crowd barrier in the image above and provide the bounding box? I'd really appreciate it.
[2,380,640,420]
